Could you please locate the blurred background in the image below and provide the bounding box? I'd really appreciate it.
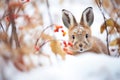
[0,0,120,80]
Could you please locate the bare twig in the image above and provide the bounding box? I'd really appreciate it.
[0,22,5,32]
[46,0,53,24]
[95,0,110,55]
[110,0,120,21]
[35,24,54,46]
[35,0,55,46]
[110,0,120,40]
[7,1,20,48]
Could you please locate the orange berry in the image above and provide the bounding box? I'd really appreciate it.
[54,25,63,33]
[62,32,66,36]
[56,25,63,29]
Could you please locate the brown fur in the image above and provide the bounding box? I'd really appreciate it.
[62,8,108,55]
[87,37,108,54]
[68,24,108,55]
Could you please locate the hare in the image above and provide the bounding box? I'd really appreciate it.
[62,7,108,55]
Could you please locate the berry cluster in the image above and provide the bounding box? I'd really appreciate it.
[63,41,73,55]
[54,25,66,36]
[5,14,19,22]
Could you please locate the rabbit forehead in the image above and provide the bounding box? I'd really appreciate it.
[72,25,85,34]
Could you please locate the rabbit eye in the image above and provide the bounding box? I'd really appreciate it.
[86,34,88,38]
[72,35,75,39]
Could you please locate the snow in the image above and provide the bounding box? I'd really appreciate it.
[1,0,120,80]
[9,53,120,80]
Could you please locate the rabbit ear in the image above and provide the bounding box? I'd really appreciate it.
[80,7,94,27]
[62,9,77,28]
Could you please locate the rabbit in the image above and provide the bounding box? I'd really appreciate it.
[62,7,108,55]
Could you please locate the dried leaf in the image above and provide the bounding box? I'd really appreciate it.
[110,38,120,46]
[110,39,118,46]
[50,40,66,60]
[108,26,116,34]
[8,2,22,10]
[41,33,53,41]
[100,24,106,33]
[102,0,111,9]
[114,0,120,8]
[100,18,116,34]
[100,18,114,33]
[13,55,27,71]
[13,54,34,72]
[0,32,8,41]
[106,18,114,26]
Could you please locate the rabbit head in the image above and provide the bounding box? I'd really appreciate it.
[62,7,94,53]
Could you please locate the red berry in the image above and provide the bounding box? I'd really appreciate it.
[54,29,59,32]
[61,30,64,32]
[34,46,40,51]
[63,47,67,51]
[68,42,73,47]
[63,47,73,55]
[5,16,10,22]
[63,41,67,47]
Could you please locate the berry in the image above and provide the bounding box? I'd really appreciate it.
[68,42,73,47]
[62,31,66,36]
[34,46,40,51]
[63,41,67,47]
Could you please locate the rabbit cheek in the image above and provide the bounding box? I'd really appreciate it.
[71,41,79,51]
[84,38,92,50]
[73,41,78,49]
[80,39,90,51]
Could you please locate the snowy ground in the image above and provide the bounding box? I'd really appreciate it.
[1,0,120,80]
[9,53,120,80]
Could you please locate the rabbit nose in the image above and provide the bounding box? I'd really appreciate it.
[79,44,83,47]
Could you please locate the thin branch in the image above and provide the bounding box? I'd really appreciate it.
[8,2,20,48]
[35,0,54,46]
[110,0,119,21]
[95,0,110,55]
[0,22,5,32]
[46,0,53,24]
[35,24,54,46]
